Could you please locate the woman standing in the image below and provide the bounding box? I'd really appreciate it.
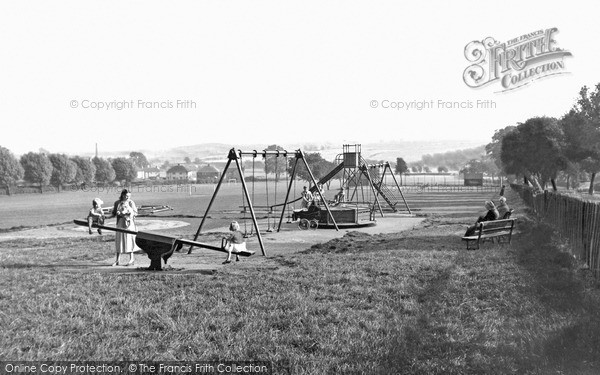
[111,189,139,266]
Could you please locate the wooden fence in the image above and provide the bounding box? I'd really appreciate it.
[511,183,600,276]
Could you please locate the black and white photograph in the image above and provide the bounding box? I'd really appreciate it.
[1,1,599,374]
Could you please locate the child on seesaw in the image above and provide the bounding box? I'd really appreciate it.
[87,198,106,235]
[222,221,247,264]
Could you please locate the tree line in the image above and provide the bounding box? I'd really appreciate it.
[393,146,499,177]
[485,83,600,194]
[0,149,150,195]
[0,143,340,195]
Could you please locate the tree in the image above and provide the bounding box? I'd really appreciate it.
[264,145,288,181]
[193,157,202,164]
[111,157,137,183]
[420,146,486,171]
[183,157,191,164]
[556,161,582,190]
[437,166,449,173]
[560,84,600,194]
[460,159,487,174]
[48,154,77,192]
[423,166,431,173]
[501,117,567,191]
[93,157,116,184]
[395,157,408,184]
[395,157,408,174]
[485,126,517,172]
[20,152,53,193]
[0,146,24,195]
[287,152,332,182]
[129,152,149,169]
[71,156,96,186]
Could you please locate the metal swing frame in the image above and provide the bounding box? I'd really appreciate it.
[188,148,339,256]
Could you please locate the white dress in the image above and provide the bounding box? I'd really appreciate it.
[115,199,140,254]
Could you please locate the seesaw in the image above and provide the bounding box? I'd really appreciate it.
[73,220,255,270]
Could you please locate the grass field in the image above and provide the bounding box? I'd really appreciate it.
[1,189,599,374]
[0,182,350,230]
[0,175,502,230]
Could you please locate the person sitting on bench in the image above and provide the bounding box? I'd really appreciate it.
[464,201,499,237]
[223,221,246,264]
[496,196,510,218]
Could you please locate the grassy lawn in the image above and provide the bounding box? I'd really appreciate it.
[1,191,599,374]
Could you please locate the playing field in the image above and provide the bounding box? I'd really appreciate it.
[0,182,298,230]
[0,181,499,230]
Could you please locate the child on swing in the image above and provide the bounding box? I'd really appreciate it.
[87,198,106,235]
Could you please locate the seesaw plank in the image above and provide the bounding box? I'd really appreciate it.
[72,220,254,256]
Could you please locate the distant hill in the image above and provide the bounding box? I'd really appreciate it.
[89,140,486,165]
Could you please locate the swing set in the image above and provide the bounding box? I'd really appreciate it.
[187,148,340,256]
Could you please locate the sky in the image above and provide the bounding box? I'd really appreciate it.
[1,1,599,156]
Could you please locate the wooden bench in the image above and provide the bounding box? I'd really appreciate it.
[461,218,516,250]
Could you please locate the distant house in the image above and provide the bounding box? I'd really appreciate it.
[463,172,484,186]
[137,166,161,180]
[197,164,220,182]
[167,165,188,180]
[158,169,168,179]
[185,165,198,181]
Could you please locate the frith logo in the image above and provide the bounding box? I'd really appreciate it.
[463,28,572,92]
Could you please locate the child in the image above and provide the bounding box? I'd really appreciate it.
[87,198,106,235]
[223,221,246,264]
[116,199,133,228]
[333,188,345,205]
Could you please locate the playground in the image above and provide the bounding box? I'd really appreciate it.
[1,145,418,270]
[1,146,599,374]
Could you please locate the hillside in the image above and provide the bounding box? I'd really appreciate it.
[143,140,486,164]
